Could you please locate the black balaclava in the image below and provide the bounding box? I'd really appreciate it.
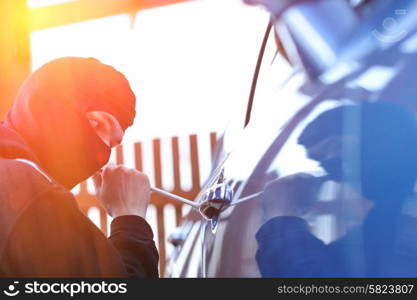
[4,57,136,188]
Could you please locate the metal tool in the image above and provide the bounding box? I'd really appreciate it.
[150,187,199,208]
[150,174,330,219]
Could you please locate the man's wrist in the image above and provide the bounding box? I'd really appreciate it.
[110,209,146,219]
[110,215,154,239]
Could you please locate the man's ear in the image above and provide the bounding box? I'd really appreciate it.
[85,110,124,147]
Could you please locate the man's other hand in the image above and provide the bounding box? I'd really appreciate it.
[93,164,151,218]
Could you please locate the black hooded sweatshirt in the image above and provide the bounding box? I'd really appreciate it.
[0,58,158,277]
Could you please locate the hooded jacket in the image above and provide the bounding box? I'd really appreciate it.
[0,57,158,277]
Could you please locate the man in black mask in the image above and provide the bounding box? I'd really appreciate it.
[0,57,158,277]
[256,101,417,277]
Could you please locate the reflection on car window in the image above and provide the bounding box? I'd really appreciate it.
[255,100,417,277]
[266,101,342,178]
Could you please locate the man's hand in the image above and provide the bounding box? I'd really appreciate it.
[93,164,151,218]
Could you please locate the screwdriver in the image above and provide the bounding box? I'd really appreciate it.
[150,187,199,208]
